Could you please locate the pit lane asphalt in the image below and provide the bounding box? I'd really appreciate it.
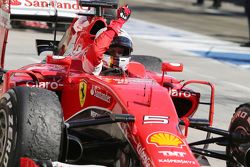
[127,0,248,43]
[127,0,250,68]
[4,1,250,166]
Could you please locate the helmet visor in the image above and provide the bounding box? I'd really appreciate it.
[106,46,130,57]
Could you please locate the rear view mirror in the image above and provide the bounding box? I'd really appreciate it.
[36,39,59,56]
[162,62,183,72]
[127,62,146,78]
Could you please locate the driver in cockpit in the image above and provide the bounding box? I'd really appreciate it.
[60,5,133,76]
[77,5,133,75]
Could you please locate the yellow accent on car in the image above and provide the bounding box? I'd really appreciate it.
[148,132,184,147]
[79,82,87,107]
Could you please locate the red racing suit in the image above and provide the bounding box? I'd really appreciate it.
[64,5,131,75]
[80,19,126,75]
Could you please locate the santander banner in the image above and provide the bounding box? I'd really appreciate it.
[10,0,90,18]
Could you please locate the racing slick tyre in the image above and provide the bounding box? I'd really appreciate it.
[0,86,64,167]
[226,102,250,167]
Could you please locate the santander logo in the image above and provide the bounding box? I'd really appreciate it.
[11,0,87,11]
[11,0,21,6]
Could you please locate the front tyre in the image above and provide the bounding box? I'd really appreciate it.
[226,103,250,167]
[0,87,64,167]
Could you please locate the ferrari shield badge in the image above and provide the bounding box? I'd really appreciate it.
[79,81,87,107]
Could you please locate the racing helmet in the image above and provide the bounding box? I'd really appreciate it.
[96,28,133,71]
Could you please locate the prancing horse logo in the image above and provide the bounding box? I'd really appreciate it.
[79,81,87,107]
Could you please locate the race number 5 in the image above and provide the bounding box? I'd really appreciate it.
[143,116,169,124]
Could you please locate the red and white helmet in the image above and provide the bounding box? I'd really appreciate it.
[96,28,133,71]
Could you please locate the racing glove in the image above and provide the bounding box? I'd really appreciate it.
[117,5,131,21]
[108,5,132,34]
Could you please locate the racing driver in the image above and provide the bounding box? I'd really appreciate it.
[75,5,133,75]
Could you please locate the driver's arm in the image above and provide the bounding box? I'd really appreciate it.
[82,5,131,75]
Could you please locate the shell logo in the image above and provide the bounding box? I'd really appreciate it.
[147,132,185,148]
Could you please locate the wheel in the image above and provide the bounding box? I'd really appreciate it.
[0,86,64,167]
[11,21,24,29]
[131,55,162,72]
[226,103,250,167]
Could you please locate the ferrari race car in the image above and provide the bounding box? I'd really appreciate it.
[0,0,250,167]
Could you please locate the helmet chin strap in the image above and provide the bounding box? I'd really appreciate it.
[117,57,131,71]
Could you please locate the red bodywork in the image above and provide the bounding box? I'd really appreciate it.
[2,55,216,167]
[1,9,216,167]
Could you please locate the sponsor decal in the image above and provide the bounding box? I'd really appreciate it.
[11,0,87,11]
[102,77,128,84]
[26,79,63,90]
[11,0,21,5]
[137,143,151,167]
[231,110,250,125]
[159,151,186,157]
[1,93,14,167]
[90,110,101,118]
[169,88,191,98]
[128,78,155,83]
[147,132,185,148]
[143,116,169,124]
[79,81,87,107]
[90,85,111,103]
[158,159,196,165]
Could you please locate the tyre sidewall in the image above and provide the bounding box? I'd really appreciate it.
[227,103,250,166]
[0,87,63,167]
[0,89,19,167]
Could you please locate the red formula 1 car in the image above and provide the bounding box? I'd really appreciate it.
[0,0,250,167]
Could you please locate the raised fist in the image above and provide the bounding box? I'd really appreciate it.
[108,5,132,34]
[117,5,131,21]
